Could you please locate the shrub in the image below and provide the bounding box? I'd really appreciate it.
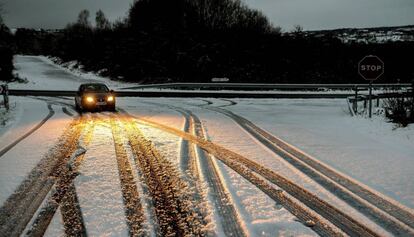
[384,94,414,127]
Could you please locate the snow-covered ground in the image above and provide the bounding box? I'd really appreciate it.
[0,97,72,206]
[10,55,132,90]
[1,55,413,236]
[123,98,319,236]
[133,98,395,236]
[227,98,414,209]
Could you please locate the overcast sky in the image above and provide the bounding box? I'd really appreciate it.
[2,0,414,30]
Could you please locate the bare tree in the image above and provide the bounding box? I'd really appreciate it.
[96,10,111,30]
[77,9,91,27]
[293,24,303,33]
[292,24,304,37]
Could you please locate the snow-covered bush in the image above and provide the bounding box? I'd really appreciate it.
[384,95,413,127]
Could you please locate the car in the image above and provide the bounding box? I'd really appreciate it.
[75,83,116,112]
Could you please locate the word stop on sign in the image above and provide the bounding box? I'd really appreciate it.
[360,65,383,71]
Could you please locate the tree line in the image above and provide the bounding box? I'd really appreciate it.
[0,2,14,82]
[4,0,414,83]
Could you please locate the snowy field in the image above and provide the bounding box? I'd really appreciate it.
[1,55,413,236]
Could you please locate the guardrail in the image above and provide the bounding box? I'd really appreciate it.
[8,89,412,99]
[9,90,358,99]
[121,83,412,91]
[9,90,77,97]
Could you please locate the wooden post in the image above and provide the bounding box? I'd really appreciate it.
[3,85,9,110]
[354,85,358,114]
[411,80,414,119]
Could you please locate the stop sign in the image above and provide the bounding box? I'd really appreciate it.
[358,55,384,81]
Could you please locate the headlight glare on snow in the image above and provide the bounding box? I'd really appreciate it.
[107,96,114,102]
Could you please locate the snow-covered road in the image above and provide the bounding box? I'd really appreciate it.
[0,55,413,236]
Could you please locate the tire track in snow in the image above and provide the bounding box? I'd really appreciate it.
[60,184,87,237]
[73,114,132,236]
[109,116,145,236]
[176,106,247,236]
[0,114,89,237]
[28,96,77,111]
[26,114,95,237]
[205,104,414,236]
[0,103,55,159]
[119,110,381,237]
[29,96,78,118]
[137,102,247,236]
[184,128,201,178]
[141,105,210,233]
[218,99,237,107]
[201,100,213,106]
[62,107,74,117]
[121,114,205,236]
[191,112,247,237]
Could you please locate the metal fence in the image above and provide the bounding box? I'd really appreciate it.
[8,83,412,99]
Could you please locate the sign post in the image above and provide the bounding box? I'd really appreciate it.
[358,55,384,118]
[369,80,373,118]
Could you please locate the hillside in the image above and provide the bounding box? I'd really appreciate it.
[306,25,414,44]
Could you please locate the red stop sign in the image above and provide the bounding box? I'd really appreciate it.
[358,55,384,81]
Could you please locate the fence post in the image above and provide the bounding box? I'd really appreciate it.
[411,80,414,118]
[3,85,9,110]
[377,96,380,107]
[354,85,358,114]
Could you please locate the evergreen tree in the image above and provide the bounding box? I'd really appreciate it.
[0,3,13,82]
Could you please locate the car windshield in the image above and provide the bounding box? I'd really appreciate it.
[82,84,109,92]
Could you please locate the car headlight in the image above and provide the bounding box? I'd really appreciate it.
[107,96,114,102]
[86,96,94,103]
